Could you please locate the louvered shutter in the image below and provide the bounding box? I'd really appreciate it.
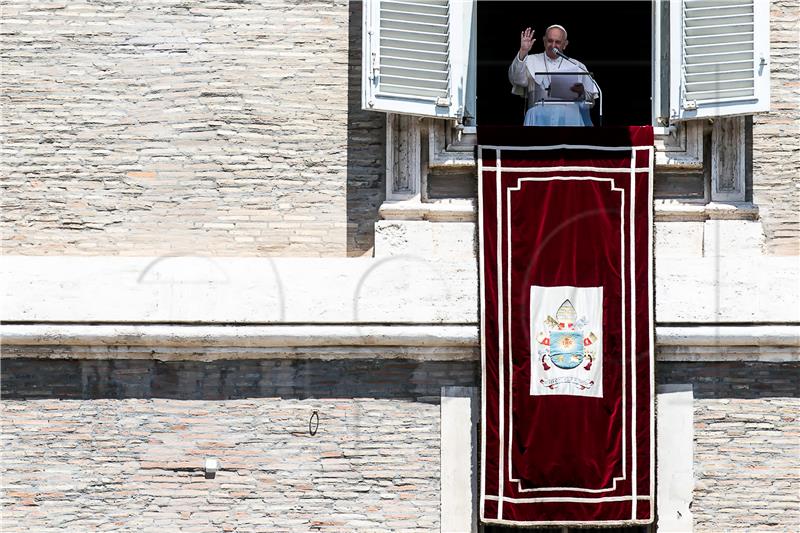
[362,0,475,119]
[669,0,770,121]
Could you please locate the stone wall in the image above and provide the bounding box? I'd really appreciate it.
[2,0,797,257]
[1,358,478,532]
[0,0,385,257]
[752,0,800,255]
[657,362,800,532]
[2,358,798,531]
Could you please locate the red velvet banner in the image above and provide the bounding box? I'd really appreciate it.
[478,126,655,527]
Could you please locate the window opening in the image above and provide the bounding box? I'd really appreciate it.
[476,1,653,126]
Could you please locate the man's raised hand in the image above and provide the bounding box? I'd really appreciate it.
[519,27,535,60]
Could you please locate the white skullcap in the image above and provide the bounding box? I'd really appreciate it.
[546,24,568,40]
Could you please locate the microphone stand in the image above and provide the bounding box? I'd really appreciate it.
[550,49,603,126]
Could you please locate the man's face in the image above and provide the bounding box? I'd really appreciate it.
[544,28,568,59]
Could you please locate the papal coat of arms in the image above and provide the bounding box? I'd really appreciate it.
[530,288,603,397]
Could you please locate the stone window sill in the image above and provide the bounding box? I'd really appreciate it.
[379,198,758,223]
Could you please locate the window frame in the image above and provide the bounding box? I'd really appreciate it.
[668,0,771,121]
[365,0,771,128]
[374,0,772,210]
[361,0,476,121]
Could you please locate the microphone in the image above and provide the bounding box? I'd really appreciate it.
[546,47,604,126]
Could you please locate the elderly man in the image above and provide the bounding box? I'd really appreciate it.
[509,25,598,126]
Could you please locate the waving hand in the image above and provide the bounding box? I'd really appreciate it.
[519,27,535,60]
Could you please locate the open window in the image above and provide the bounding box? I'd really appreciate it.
[669,0,770,120]
[362,0,770,126]
[477,1,654,126]
[361,0,476,121]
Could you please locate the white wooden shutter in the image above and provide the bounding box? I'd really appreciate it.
[669,0,770,121]
[362,0,475,119]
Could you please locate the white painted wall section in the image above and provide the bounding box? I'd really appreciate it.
[2,256,476,324]
[657,385,695,533]
[440,386,478,533]
[3,255,798,324]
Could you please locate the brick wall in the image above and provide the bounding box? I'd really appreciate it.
[657,362,800,532]
[0,1,385,257]
[2,358,798,531]
[1,359,477,532]
[752,0,800,255]
[3,0,796,257]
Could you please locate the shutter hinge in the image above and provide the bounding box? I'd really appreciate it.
[370,51,379,81]
[682,99,697,111]
[435,97,451,107]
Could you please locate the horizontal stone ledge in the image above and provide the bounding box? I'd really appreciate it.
[656,325,799,363]
[656,325,800,346]
[378,199,476,222]
[378,199,760,223]
[0,324,478,349]
[654,200,760,221]
[2,324,798,362]
[427,156,705,172]
[1,345,478,362]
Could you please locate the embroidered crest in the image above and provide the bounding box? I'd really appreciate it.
[537,298,597,375]
[530,287,603,397]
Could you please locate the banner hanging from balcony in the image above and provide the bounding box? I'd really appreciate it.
[478,126,655,527]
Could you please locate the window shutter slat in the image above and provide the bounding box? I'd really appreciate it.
[382,1,448,16]
[380,38,449,53]
[378,0,450,101]
[362,0,475,120]
[686,32,753,46]
[670,0,770,120]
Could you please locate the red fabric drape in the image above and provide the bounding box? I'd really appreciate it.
[479,126,654,526]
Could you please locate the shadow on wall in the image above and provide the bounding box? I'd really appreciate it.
[4,360,798,402]
[1,359,478,402]
[346,1,386,257]
[656,362,800,400]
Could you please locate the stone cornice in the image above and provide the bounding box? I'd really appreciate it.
[3,324,797,362]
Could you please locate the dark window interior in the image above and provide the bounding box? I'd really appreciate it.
[476,1,653,126]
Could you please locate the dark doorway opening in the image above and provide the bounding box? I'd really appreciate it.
[477,1,652,126]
